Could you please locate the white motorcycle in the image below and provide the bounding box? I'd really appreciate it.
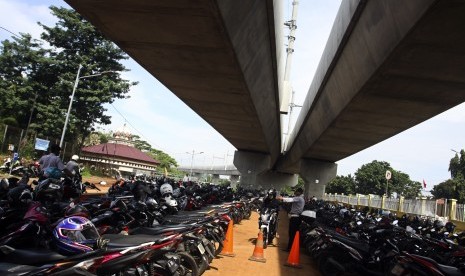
[259,207,278,248]
[159,182,179,215]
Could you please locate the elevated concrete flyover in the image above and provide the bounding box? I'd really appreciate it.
[277,0,465,197]
[65,0,284,166]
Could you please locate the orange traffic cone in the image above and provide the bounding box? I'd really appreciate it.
[219,220,235,257]
[248,230,266,263]
[284,231,302,268]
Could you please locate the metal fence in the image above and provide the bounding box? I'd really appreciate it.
[323,193,452,220]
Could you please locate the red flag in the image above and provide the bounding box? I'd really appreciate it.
[423,179,427,188]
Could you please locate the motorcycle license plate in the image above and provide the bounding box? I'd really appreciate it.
[390,264,404,275]
[197,243,206,254]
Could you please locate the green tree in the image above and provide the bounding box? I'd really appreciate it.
[431,175,465,203]
[391,170,421,199]
[148,149,178,169]
[449,150,465,179]
[354,160,393,196]
[132,135,152,152]
[38,6,136,141]
[0,6,136,143]
[0,34,52,129]
[326,175,356,194]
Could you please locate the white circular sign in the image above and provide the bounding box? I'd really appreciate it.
[385,170,392,180]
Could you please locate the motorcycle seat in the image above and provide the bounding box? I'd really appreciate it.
[1,248,66,265]
[0,262,50,274]
[129,225,194,235]
[102,234,165,248]
[330,232,370,254]
[409,254,464,276]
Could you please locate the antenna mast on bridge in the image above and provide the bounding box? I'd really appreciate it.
[282,1,301,152]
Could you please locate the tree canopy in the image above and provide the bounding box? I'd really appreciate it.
[326,160,421,198]
[0,6,136,143]
[431,150,465,203]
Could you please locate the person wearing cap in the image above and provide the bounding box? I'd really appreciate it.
[277,187,305,251]
[38,144,65,180]
[64,155,80,178]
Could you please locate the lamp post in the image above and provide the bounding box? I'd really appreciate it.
[60,64,117,147]
[187,150,203,176]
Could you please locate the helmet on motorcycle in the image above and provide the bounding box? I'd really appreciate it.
[65,204,90,218]
[7,185,33,207]
[53,216,100,255]
[146,197,158,210]
[160,183,173,196]
[71,155,79,161]
[434,219,445,228]
[0,178,9,191]
[445,221,456,232]
[131,181,150,201]
[34,179,63,203]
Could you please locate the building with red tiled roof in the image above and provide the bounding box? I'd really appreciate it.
[80,124,160,177]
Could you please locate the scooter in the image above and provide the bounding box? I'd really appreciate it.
[258,207,278,248]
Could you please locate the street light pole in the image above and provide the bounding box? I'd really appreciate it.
[60,65,117,147]
[60,64,82,148]
[187,150,203,176]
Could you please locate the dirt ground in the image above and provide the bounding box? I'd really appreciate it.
[204,211,320,276]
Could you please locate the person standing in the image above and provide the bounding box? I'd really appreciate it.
[65,155,80,178]
[38,144,65,180]
[277,187,305,251]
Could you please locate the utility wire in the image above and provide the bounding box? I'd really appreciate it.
[109,102,164,151]
[0,26,22,38]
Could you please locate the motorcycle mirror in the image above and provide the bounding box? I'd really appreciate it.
[444,232,449,235]
[357,221,362,225]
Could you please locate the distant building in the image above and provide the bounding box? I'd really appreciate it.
[80,124,160,178]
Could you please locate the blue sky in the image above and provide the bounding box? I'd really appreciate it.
[1,0,464,188]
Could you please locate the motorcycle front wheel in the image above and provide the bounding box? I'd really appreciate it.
[262,228,268,249]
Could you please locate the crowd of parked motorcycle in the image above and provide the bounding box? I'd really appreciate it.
[0,169,264,276]
[300,200,465,275]
[0,157,40,177]
[4,158,465,276]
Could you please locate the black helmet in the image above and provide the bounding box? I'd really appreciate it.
[65,204,90,218]
[445,221,456,233]
[7,185,33,207]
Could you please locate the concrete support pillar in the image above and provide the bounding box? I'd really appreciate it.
[229,175,240,189]
[449,199,457,221]
[398,196,405,213]
[233,150,297,189]
[299,159,337,199]
[234,151,270,188]
[211,174,220,185]
[381,195,386,209]
[420,197,427,216]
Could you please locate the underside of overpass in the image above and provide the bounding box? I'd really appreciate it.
[277,0,465,175]
[65,0,284,165]
[66,0,465,197]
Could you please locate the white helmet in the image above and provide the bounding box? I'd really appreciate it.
[160,183,173,196]
[71,155,79,161]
